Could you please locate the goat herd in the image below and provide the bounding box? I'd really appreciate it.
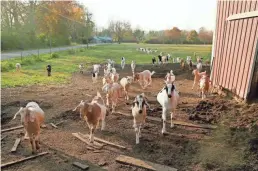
[12,53,211,155]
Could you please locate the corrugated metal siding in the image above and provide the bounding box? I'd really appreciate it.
[211,0,258,99]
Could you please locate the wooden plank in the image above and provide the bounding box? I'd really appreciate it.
[114,112,217,129]
[50,123,58,129]
[72,133,101,149]
[11,138,21,153]
[116,155,177,171]
[55,121,64,126]
[72,162,89,170]
[1,152,49,168]
[82,133,126,150]
[1,126,23,133]
[78,132,104,148]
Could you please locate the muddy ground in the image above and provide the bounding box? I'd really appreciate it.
[1,63,258,171]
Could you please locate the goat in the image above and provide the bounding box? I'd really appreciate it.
[196,62,202,72]
[120,76,133,100]
[16,63,21,72]
[176,57,181,63]
[180,59,185,70]
[199,75,210,100]
[102,74,112,85]
[111,72,119,83]
[46,64,51,76]
[161,56,168,64]
[134,70,155,89]
[131,93,148,144]
[121,57,125,70]
[165,70,175,84]
[152,57,156,65]
[192,69,207,90]
[188,59,193,70]
[73,92,107,143]
[79,64,84,74]
[102,82,122,113]
[13,102,42,140]
[157,82,179,134]
[13,102,45,154]
[93,64,101,74]
[131,60,136,77]
[92,72,98,83]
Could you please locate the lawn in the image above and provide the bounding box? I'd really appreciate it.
[1,43,212,88]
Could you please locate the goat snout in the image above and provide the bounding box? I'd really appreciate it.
[139,110,142,113]
[168,94,172,98]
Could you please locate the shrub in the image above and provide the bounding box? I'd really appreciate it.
[1,62,14,72]
[50,53,59,59]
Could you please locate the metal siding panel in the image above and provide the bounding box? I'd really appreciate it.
[227,1,241,90]
[211,0,221,82]
[215,1,228,85]
[242,1,258,98]
[223,1,237,89]
[231,1,247,96]
[221,1,234,87]
[219,1,230,87]
[214,1,225,84]
[236,1,251,97]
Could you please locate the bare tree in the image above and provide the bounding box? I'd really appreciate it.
[108,20,131,44]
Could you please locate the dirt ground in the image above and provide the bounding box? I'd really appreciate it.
[1,63,257,171]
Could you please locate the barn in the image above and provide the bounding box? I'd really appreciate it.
[210,0,258,101]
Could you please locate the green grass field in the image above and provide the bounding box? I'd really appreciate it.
[1,43,212,88]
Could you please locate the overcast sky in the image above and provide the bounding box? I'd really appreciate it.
[78,0,217,31]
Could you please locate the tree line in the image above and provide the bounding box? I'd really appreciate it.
[1,0,94,51]
[97,20,213,45]
[1,0,213,51]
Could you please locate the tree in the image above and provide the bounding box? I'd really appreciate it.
[133,28,145,43]
[198,27,213,44]
[165,27,181,43]
[187,30,199,44]
[108,20,131,44]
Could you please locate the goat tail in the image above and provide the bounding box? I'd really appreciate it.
[151,71,155,76]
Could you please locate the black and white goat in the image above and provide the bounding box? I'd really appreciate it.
[157,82,179,134]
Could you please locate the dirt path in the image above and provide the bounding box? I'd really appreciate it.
[0,63,235,171]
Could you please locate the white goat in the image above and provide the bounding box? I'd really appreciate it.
[131,60,136,77]
[120,76,133,100]
[157,82,179,134]
[16,63,21,72]
[131,93,148,144]
[93,64,101,74]
[196,62,202,72]
[134,70,155,89]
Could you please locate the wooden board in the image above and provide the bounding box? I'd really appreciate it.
[72,162,89,170]
[116,155,177,171]
[1,152,49,168]
[1,125,23,133]
[114,111,217,129]
[50,123,58,129]
[11,138,21,153]
[72,133,102,149]
[78,132,104,148]
[82,133,126,150]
